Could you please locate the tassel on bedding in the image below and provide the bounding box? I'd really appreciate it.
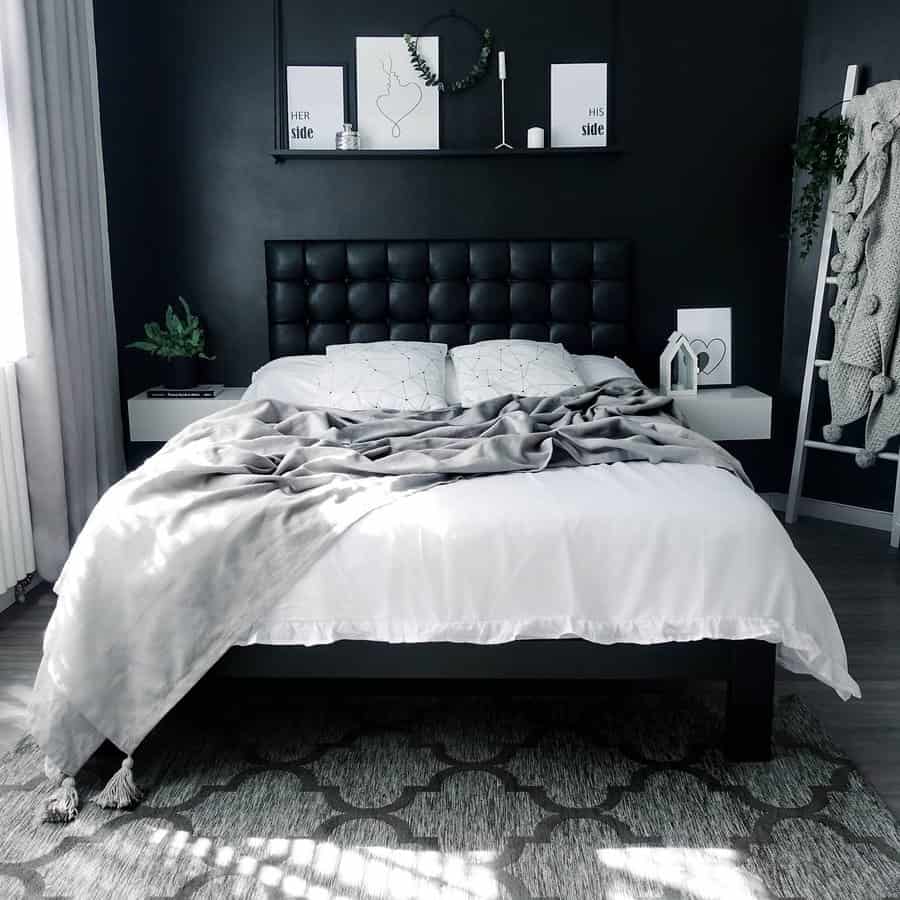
[39,754,142,824]
[41,776,79,824]
[95,756,143,810]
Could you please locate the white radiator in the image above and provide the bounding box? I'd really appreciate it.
[0,363,34,595]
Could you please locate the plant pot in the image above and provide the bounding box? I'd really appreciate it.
[163,357,199,390]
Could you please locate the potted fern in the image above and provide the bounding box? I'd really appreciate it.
[127,297,214,389]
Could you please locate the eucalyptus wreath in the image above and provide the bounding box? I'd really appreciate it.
[791,113,854,258]
[403,27,493,94]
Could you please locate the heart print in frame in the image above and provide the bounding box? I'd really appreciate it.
[676,307,733,386]
[356,36,440,150]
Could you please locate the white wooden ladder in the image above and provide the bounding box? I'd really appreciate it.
[786,64,900,549]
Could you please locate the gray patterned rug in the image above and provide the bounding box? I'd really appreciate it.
[0,684,898,899]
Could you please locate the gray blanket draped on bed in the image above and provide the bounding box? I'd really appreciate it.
[31,379,748,778]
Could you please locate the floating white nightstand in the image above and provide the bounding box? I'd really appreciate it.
[671,386,772,441]
[128,387,246,442]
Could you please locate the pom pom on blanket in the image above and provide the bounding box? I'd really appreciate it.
[95,756,143,810]
[823,423,843,443]
[838,270,858,291]
[41,776,79,824]
[818,364,830,382]
[856,449,878,469]
[870,374,895,396]
[862,295,881,316]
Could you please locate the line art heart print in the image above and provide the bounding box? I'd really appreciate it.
[376,55,423,138]
[356,36,439,150]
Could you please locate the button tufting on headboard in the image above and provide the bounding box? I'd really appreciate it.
[265,239,631,358]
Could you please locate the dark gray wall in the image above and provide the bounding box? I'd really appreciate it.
[95,0,806,489]
[779,0,900,509]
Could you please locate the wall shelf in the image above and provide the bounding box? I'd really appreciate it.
[271,0,619,162]
[272,146,624,162]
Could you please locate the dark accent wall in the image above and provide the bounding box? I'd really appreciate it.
[95,0,806,489]
[779,0,900,509]
[92,0,161,399]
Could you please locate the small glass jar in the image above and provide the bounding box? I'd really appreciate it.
[335,123,360,151]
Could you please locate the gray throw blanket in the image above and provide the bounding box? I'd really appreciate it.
[32,379,747,778]
[825,81,900,464]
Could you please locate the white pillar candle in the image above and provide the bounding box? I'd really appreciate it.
[498,51,507,80]
[527,126,545,149]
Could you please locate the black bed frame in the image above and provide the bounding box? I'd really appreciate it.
[218,238,778,762]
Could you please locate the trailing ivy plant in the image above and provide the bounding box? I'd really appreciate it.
[127,297,215,361]
[791,113,854,258]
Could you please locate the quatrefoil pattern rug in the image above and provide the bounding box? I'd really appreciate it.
[1,688,898,899]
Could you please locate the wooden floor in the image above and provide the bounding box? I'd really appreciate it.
[3,517,899,811]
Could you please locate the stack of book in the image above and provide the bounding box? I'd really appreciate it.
[146,385,225,399]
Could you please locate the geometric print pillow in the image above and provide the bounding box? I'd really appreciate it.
[321,341,449,411]
[450,339,584,405]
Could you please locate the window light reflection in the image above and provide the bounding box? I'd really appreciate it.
[597,846,767,899]
[141,826,772,899]
[143,830,502,899]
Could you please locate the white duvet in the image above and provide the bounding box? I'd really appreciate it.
[240,461,859,700]
[32,393,859,778]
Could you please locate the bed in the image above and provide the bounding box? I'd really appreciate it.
[213,238,856,761]
[30,238,857,815]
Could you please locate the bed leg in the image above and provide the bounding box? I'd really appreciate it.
[724,640,775,762]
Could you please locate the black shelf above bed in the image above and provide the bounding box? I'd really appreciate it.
[271,146,624,162]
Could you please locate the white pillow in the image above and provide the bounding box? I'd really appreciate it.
[573,353,639,386]
[450,339,583,405]
[242,355,330,405]
[242,349,635,408]
[323,341,448,411]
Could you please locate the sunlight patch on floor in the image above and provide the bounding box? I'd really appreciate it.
[146,829,500,899]
[141,827,775,899]
[597,846,768,899]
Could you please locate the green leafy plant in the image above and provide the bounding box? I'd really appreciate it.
[791,113,854,258]
[127,297,214,361]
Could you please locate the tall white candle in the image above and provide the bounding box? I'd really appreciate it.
[498,50,507,80]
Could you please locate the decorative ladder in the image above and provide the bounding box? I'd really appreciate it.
[786,64,900,549]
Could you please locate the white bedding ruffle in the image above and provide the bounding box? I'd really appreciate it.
[239,615,858,701]
[240,463,858,700]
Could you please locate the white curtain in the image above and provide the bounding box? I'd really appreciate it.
[0,9,26,365]
[0,0,124,580]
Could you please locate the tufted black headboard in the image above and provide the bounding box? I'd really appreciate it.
[265,239,631,358]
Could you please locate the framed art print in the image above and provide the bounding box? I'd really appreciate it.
[676,307,733,386]
[356,36,440,150]
[286,66,345,150]
[550,63,608,148]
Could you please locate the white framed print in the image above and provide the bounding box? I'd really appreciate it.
[550,63,608,148]
[676,307,733,386]
[286,66,345,150]
[356,36,440,150]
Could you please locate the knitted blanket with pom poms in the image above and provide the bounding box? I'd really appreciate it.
[824,81,900,467]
